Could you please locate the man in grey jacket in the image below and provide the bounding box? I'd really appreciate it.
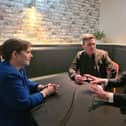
[69,33,116,84]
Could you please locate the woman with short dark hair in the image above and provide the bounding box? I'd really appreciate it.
[0,39,58,126]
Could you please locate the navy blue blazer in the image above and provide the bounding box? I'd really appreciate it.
[0,61,44,126]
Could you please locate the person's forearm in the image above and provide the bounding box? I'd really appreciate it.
[69,68,77,80]
[98,91,113,103]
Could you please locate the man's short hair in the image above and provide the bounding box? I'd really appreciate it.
[82,33,96,44]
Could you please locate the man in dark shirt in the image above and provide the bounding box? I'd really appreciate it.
[69,33,116,84]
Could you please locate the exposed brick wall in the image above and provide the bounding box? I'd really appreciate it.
[0,0,100,44]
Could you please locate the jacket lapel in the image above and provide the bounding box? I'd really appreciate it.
[94,50,100,72]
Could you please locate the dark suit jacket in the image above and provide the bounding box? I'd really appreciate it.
[107,71,126,113]
[69,49,116,80]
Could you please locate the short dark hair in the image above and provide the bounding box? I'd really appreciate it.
[1,38,31,61]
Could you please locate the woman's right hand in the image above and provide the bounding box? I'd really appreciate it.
[40,83,59,98]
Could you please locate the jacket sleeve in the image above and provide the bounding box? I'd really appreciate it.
[107,71,126,106]
[107,71,126,88]
[22,68,39,92]
[4,73,44,110]
[27,79,39,92]
[104,51,116,78]
[68,52,80,80]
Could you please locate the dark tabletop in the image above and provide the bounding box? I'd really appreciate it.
[31,73,126,126]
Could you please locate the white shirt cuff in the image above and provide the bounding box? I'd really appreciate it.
[104,79,108,86]
[108,92,114,103]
